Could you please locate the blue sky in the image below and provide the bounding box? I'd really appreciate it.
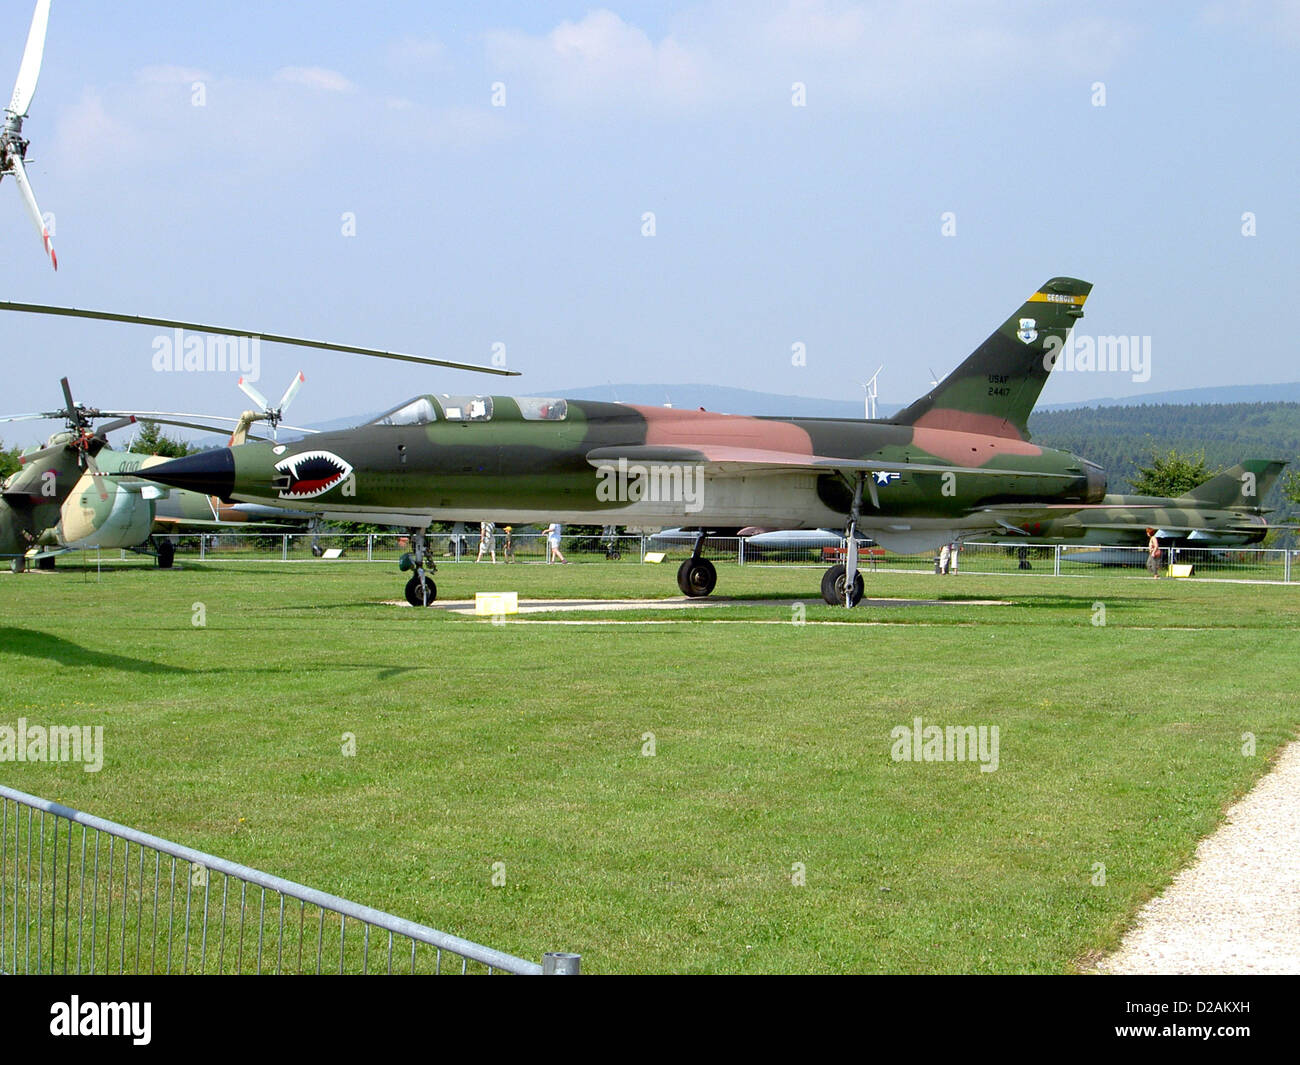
[1,0,1297,442]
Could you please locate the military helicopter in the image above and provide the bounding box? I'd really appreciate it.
[1,0,57,269]
[0,377,317,570]
[2,278,1112,606]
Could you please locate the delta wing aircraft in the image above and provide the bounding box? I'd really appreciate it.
[6,277,1108,605]
[991,459,1288,548]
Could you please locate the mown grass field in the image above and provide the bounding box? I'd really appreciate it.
[1,556,1297,973]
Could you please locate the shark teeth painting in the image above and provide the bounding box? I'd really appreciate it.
[273,450,352,499]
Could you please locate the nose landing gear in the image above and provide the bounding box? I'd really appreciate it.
[400,528,438,606]
[820,563,863,606]
[676,530,717,597]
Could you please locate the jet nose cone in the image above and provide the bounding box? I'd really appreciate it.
[145,449,236,500]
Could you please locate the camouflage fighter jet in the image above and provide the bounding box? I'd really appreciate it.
[100,276,1105,606]
[989,459,1289,548]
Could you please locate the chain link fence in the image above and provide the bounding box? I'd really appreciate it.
[69,532,1300,581]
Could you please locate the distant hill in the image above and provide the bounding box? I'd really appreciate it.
[544,383,890,419]
[1039,383,1300,410]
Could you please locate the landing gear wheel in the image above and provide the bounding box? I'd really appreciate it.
[404,575,437,606]
[311,542,324,558]
[157,541,176,569]
[11,556,26,573]
[676,557,717,597]
[37,556,56,571]
[821,564,863,606]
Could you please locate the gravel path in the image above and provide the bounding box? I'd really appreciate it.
[1097,740,1300,974]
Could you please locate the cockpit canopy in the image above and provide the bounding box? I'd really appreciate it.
[516,397,567,421]
[439,395,493,421]
[366,394,568,426]
[370,397,437,426]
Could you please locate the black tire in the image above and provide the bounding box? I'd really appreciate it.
[821,564,863,606]
[157,540,176,569]
[676,557,717,597]
[11,556,26,573]
[37,555,56,571]
[820,564,843,605]
[311,542,325,558]
[404,575,437,606]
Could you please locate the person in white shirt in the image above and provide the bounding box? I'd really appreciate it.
[476,521,496,563]
[546,522,567,564]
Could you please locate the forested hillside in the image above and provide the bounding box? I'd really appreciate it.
[1029,402,1300,525]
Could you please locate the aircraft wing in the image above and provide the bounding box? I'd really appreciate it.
[584,445,1079,481]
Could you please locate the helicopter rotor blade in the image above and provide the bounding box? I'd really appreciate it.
[276,371,305,416]
[6,154,57,269]
[94,416,136,436]
[59,376,76,422]
[0,302,520,376]
[238,377,269,411]
[8,0,50,118]
[83,448,110,502]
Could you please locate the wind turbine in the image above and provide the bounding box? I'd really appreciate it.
[1,0,56,269]
[861,365,883,420]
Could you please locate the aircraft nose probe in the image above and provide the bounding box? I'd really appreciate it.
[141,449,237,501]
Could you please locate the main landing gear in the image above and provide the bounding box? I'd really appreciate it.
[401,528,438,606]
[820,471,869,607]
[820,563,863,607]
[677,530,717,597]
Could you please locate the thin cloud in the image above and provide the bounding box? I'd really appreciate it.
[273,66,356,92]
[486,1,1137,114]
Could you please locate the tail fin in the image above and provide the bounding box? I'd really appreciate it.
[889,276,1091,439]
[1179,459,1288,508]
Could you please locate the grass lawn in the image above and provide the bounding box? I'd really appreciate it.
[1,556,1297,973]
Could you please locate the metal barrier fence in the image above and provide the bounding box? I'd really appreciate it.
[57,533,1300,582]
[0,785,579,975]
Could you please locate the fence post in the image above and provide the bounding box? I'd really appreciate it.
[738,537,745,566]
[367,534,373,562]
[1286,550,1292,584]
[200,536,205,561]
[640,536,646,563]
[1053,544,1061,576]
[283,534,288,561]
[542,952,581,975]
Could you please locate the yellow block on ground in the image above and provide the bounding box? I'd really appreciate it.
[643,552,666,564]
[1168,563,1194,578]
[475,591,519,615]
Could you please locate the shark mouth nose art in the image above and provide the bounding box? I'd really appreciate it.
[272,451,353,499]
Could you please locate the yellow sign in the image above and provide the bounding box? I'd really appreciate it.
[475,591,519,615]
